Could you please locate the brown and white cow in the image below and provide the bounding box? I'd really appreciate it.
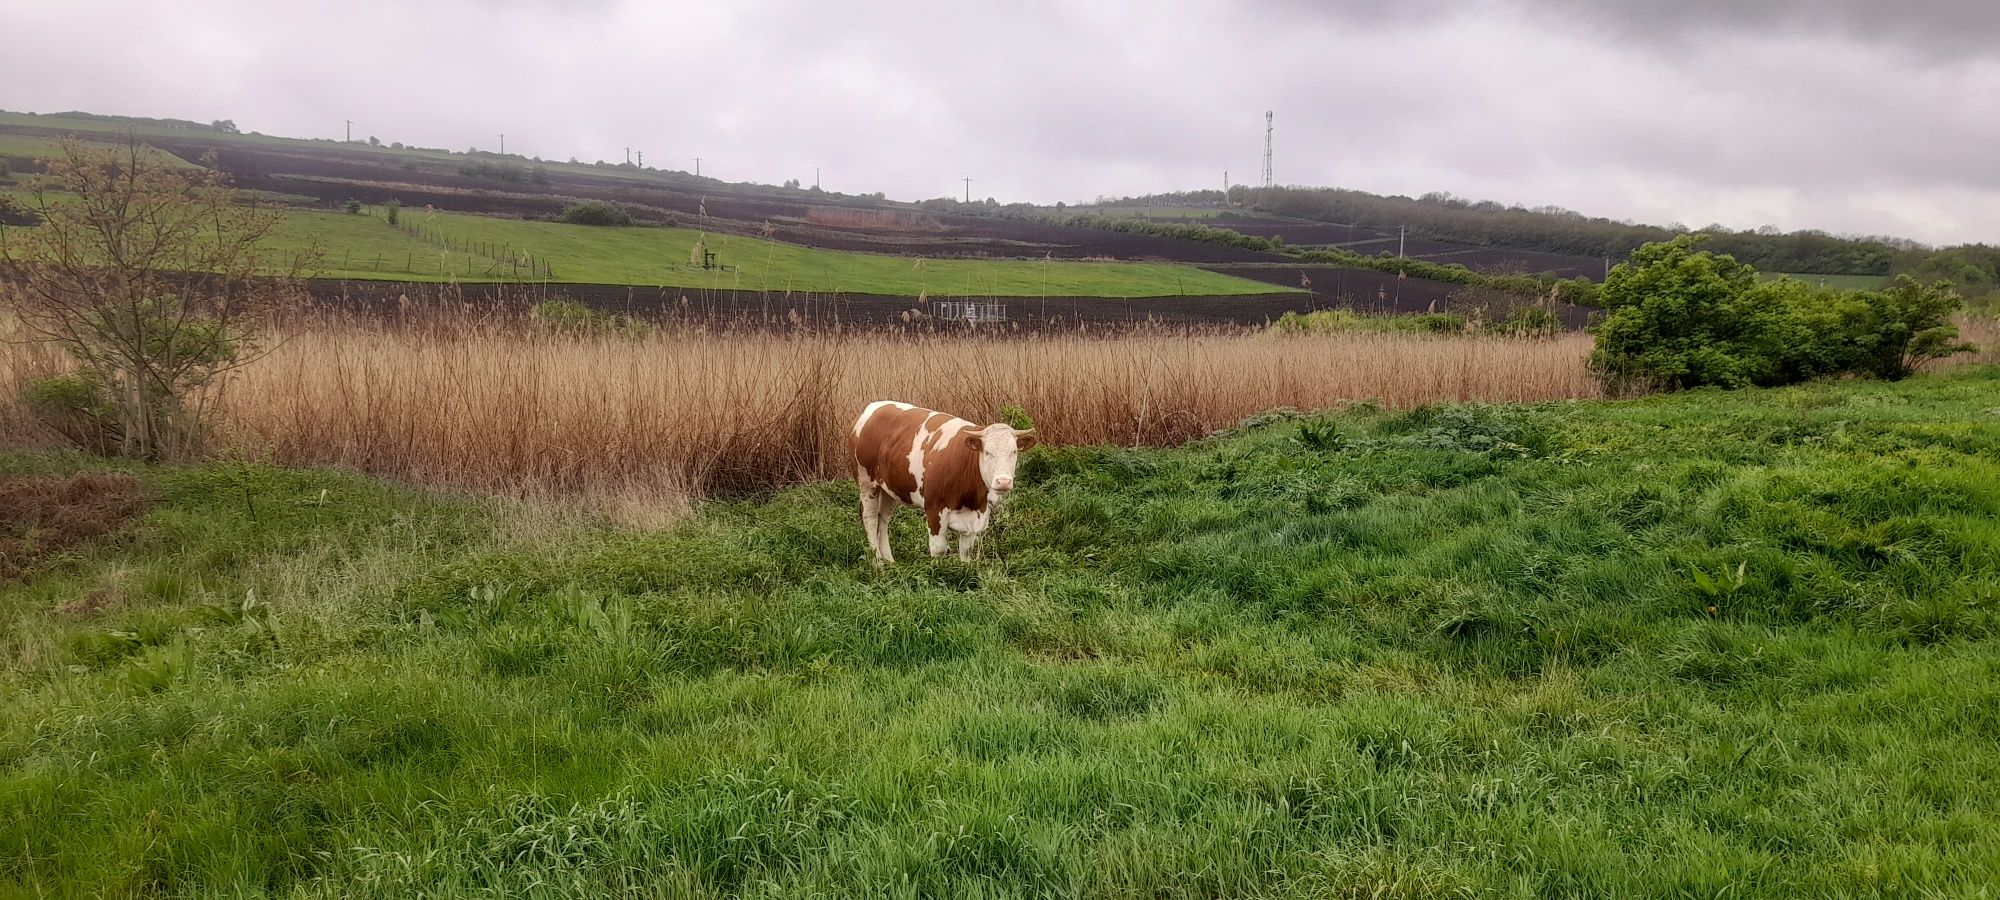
[851,401,1037,564]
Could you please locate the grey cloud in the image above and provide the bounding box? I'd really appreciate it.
[1513,0,2000,61]
[2,0,1996,244]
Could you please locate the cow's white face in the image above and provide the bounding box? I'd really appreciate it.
[965,425,1036,496]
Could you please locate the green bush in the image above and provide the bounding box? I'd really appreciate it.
[385,199,400,226]
[1495,305,1562,336]
[559,201,634,227]
[22,373,124,454]
[0,194,38,226]
[530,299,655,338]
[1589,236,1972,392]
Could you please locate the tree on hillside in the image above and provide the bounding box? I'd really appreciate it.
[1,139,315,459]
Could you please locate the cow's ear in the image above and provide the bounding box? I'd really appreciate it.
[964,434,984,452]
[1015,431,1038,450]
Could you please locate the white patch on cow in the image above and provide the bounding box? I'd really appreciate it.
[940,505,990,536]
[904,421,933,507]
[853,399,904,439]
[930,419,971,452]
[974,424,1025,500]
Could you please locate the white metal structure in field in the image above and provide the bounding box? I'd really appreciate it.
[933,300,1008,323]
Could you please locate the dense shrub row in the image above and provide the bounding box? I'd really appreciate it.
[1273,305,1562,338]
[458,159,551,185]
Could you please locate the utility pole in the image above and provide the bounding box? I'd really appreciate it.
[624,147,631,165]
[814,166,821,190]
[963,177,972,203]
[345,120,353,143]
[499,133,505,155]
[1399,225,1406,258]
[695,157,702,177]
[1223,170,1228,196]
[636,150,643,168]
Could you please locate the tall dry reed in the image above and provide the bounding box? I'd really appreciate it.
[2,308,1591,517]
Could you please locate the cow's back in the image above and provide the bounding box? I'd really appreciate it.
[853,401,962,504]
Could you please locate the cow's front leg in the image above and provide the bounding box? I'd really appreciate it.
[957,527,982,562]
[925,507,951,558]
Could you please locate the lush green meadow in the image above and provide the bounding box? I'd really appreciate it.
[4,366,1997,897]
[280,208,1287,296]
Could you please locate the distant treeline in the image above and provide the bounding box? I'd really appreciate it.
[1100,187,2000,295]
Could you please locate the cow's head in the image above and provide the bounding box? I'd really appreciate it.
[963,425,1037,496]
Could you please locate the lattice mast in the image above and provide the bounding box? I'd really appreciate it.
[1260,111,1273,189]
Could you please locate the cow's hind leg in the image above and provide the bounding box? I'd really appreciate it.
[873,494,900,565]
[857,471,895,566]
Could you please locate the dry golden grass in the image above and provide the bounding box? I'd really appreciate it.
[1952,313,2000,366]
[2,309,1600,516]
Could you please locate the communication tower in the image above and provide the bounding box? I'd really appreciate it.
[1260,111,1273,189]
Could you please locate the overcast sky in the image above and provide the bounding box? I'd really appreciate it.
[5,0,1997,245]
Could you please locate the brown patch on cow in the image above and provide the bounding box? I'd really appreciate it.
[852,404,932,504]
[922,428,988,535]
[0,473,149,582]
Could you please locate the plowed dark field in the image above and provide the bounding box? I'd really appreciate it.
[301,278,1323,329]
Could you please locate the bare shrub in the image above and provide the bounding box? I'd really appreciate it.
[0,138,313,460]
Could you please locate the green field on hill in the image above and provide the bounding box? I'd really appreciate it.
[0,132,197,169]
[275,208,1290,297]
[5,367,1999,897]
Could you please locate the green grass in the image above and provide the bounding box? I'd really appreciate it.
[6,368,2000,896]
[0,131,198,169]
[1762,271,1888,291]
[283,207,1289,296]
